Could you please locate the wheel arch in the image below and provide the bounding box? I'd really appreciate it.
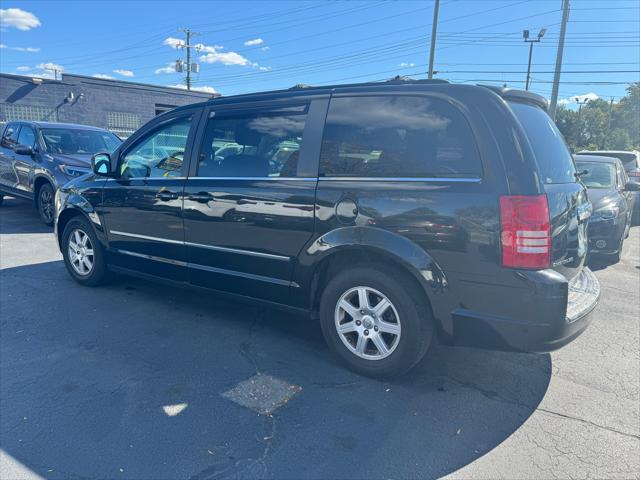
[33,175,53,207]
[302,227,450,327]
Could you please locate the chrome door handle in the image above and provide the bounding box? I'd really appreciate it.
[188,192,214,203]
[156,191,179,201]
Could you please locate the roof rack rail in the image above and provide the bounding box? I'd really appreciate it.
[289,83,312,90]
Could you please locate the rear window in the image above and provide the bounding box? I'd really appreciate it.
[510,102,576,184]
[575,161,616,189]
[587,152,638,171]
[319,96,482,178]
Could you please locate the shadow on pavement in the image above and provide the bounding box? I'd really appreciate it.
[1,259,552,479]
[0,197,52,235]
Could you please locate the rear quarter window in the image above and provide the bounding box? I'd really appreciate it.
[510,102,576,184]
[319,95,482,178]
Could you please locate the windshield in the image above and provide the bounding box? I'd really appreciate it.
[509,101,576,184]
[41,128,121,155]
[575,161,616,189]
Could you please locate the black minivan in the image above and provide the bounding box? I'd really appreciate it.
[54,79,600,377]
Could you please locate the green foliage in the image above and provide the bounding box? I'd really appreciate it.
[555,82,639,152]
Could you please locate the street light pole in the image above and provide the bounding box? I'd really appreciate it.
[523,28,546,91]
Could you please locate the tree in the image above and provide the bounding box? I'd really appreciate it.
[555,82,639,152]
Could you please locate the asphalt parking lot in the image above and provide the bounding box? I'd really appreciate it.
[1,196,638,480]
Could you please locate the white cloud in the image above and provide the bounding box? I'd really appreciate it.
[16,66,30,71]
[163,36,185,49]
[167,84,218,94]
[0,43,39,52]
[244,38,264,47]
[558,92,600,106]
[155,63,176,74]
[399,62,415,68]
[113,69,134,77]
[200,50,249,66]
[261,46,270,51]
[0,8,41,30]
[92,73,114,79]
[36,62,64,72]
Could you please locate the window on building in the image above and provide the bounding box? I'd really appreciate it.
[197,105,308,178]
[319,96,482,178]
[155,104,177,116]
[107,111,140,139]
[1,103,57,123]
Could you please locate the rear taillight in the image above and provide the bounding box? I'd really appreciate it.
[500,195,551,269]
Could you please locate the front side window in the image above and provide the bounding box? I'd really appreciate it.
[197,105,308,178]
[41,128,121,155]
[120,116,191,179]
[1,123,19,149]
[17,125,36,149]
[319,96,482,178]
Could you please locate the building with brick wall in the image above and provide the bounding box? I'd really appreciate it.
[0,73,216,138]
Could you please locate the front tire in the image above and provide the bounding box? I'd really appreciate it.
[319,264,434,378]
[37,182,55,225]
[62,216,109,286]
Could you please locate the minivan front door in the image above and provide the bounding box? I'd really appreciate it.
[182,100,325,305]
[101,109,201,282]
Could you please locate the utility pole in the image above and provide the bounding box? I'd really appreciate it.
[45,66,61,80]
[576,97,589,147]
[549,0,570,120]
[603,97,614,149]
[522,28,546,91]
[176,28,200,90]
[428,0,440,79]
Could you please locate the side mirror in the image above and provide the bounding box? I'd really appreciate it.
[91,152,112,176]
[14,144,33,156]
[624,181,640,192]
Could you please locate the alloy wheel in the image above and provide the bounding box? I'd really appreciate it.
[39,187,54,223]
[334,286,401,360]
[67,229,94,276]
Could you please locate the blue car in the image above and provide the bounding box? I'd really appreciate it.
[0,121,121,224]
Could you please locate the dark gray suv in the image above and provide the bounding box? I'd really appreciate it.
[0,121,121,224]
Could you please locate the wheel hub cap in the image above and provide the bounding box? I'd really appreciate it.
[334,286,401,361]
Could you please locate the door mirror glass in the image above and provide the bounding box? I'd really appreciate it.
[92,153,112,176]
[624,181,640,192]
[14,144,33,156]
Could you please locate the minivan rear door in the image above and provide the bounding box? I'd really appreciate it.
[509,101,589,281]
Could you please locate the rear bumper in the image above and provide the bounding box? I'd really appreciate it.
[451,267,600,352]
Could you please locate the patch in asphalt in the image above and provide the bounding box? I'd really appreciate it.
[222,374,302,415]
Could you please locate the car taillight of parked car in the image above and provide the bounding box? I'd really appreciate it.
[500,195,551,269]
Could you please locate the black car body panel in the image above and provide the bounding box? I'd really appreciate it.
[574,154,633,255]
[55,80,600,354]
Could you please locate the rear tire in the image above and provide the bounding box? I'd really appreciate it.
[37,182,55,225]
[319,264,434,378]
[61,216,109,286]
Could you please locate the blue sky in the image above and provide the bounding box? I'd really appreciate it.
[1,0,638,105]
